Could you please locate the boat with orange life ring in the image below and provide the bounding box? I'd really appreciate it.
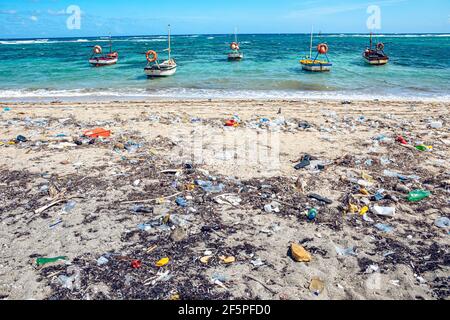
[89,36,119,67]
[299,28,332,72]
[144,25,177,77]
[228,28,244,61]
[363,33,389,66]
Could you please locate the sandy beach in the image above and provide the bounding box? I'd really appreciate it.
[0,98,448,300]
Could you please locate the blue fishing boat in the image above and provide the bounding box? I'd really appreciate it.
[300,28,332,72]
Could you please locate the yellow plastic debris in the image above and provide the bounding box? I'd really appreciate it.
[184,183,196,191]
[170,293,180,300]
[156,257,170,267]
[200,256,213,264]
[361,171,374,182]
[219,256,236,264]
[359,206,369,216]
[291,243,311,262]
[360,188,370,196]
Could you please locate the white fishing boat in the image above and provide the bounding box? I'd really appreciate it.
[144,25,177,77]
[228,27,243,61]
[89,36,118,67]
[299,28,332,72]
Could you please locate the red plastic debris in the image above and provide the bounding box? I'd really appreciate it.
[131,260,142,269]
[225,120,239,127]
[397,136,408,145]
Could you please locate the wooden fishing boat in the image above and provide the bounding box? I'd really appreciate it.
[228,28,243,61]
[144,25,177,77]
[300,28,332,72]
[363,33,389,65]
[89,36,118,67]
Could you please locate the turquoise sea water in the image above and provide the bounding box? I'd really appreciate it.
[0,34,449,101]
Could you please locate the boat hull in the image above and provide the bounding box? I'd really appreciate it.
[228,52,244,61]
[301,63,332,72]
[364,57,389,65]
[144,66,177,77]
[363,51,389,66]
[89,58,118,67]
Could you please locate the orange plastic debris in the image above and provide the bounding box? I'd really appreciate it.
[83,128,111,138]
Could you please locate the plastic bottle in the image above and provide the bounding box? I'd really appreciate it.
[407,190,431,202]
[36,256,68,266]
[415,145,432,152]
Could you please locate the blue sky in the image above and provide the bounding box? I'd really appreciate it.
[0,0,449,38]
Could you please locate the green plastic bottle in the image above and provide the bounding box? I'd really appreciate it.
[415,145,432,152]
[36,256,68,266]
[407,190,431,202]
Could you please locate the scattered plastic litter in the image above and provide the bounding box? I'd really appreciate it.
[294,154,311,170]
[36,256,68,267]
[309,278,325,296]
[131,260,142,269]
[375,223,394,233]
[264,201,281,213]
[195,180,225,193]
[372,205,396,217]
[62,200,77,213]
[97,256,109,266]
[290,243,311,262]
[307,208,318,221]
[407,190,431,202]
[16,135,28,143]
[335,246,357,257]
[308,193,332,205]
[434,217,450,229]
[156,257,170,267]
[175,197,188,207]
[83,128,111,138]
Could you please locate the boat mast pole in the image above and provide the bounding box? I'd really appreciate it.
[235,27,238,43]
[168,24,171,61]
[310,26,313,59]
[370,32,373,50]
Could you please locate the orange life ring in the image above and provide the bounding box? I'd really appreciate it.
[230,42,239,50]
[146,50,158,63]
[317,43,328,54]
[93,45,102,54]
[377,43,385,51]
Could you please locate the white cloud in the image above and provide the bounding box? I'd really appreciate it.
[286,0,408,19]
[47,9,67,16]
[0,10,17,15]
[30,16,38,22]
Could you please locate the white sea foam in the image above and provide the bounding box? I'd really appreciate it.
[1,88,449,102]
[322,34,450,38]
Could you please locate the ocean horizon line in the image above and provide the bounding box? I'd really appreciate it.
[1,32,449,41]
